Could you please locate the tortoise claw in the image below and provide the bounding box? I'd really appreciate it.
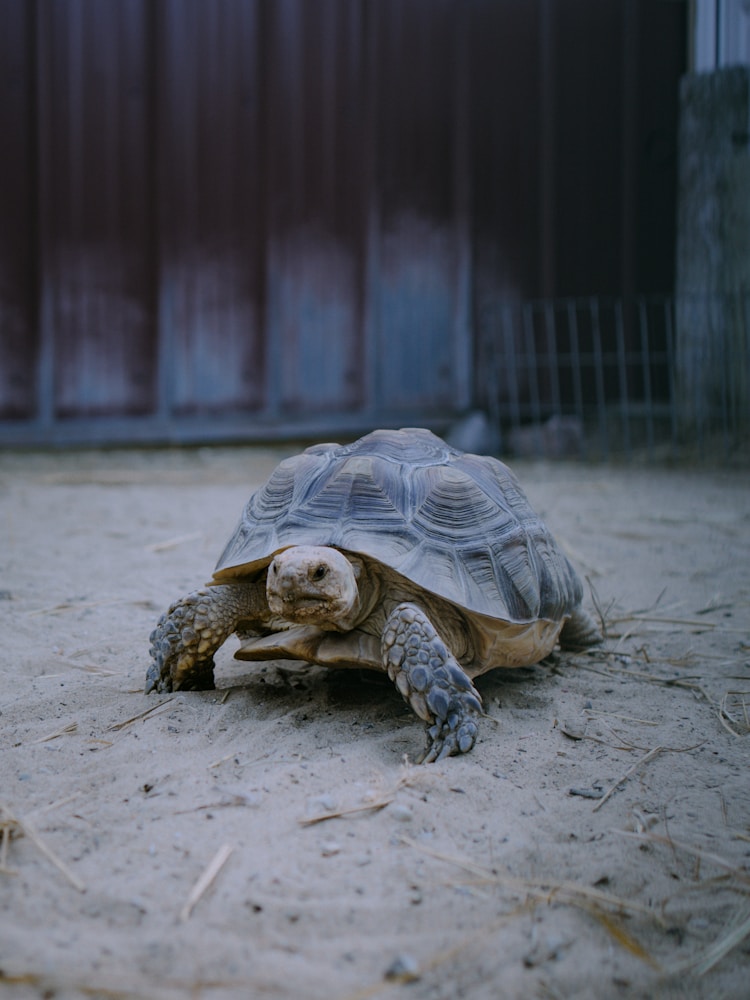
[421,715,479,763]
[144,657,170,694]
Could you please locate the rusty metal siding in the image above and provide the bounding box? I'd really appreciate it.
[0,0,686,446]
[471,0,685,423]
[157,0,266,417]
[265,0,368,416]
[372,0,472,415]
[470,1,542,302]
[0,0,36,419]
[37,0,156,420]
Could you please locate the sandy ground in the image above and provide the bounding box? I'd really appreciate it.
[0,442,749,1000]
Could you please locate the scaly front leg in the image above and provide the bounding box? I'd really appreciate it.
[146,582,266,693]
[381,602,483,762]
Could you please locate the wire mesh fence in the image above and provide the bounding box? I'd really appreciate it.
[475,292,750,463]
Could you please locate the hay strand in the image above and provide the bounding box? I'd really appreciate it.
[668,905,750,978]
[613,830,750,887]
[27,598,124,618]
[179,843,234,922]
[609,613,719,628]
[592,746,664,812]
[584,709,660,727]
[0,805,86,892]
[30,722,78,744]
[299,767,437,826]
[146,532,202,553]
[590,909,661,970]
[719,691,750,737]
[107,698,174,732]
[1,817,12,873]
[400,835,657,920]
[19,817,86,892]
[299,797,394,826]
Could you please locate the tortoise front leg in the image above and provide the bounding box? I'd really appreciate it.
[146,582,266,693]
[381,603,483,762]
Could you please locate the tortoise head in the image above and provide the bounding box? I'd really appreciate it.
[266,545,363,631]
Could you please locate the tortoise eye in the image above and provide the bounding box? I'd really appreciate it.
[313,564,328,581]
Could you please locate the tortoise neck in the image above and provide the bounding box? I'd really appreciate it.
[347,556,382,628]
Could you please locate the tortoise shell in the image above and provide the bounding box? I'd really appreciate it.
[213,427,582,626]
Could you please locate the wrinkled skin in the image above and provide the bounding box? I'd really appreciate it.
[148,545,484,761]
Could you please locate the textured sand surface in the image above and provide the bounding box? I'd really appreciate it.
[1,445,748,999]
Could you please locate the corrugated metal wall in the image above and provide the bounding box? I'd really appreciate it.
[0,0,685,446]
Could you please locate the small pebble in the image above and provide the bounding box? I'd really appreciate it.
[523,934,566,967]
[306,794,337,815]
[320,841,342,857]
[228,790,262,808]
[569,786,604,800]
[384,953,420,982]
[388,803,413,823]
[559,717,587,740]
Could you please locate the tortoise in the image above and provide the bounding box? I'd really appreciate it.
[146,427,599,760]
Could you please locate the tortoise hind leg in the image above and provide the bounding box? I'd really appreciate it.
[146,582,264,693]
[382,603,483,762]
[559,606,602,651]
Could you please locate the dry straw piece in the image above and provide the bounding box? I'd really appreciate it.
[299,766,439,827]
[30,722,78,744]
[668,906,750,978]
[145,531,202,553]
[592,746,665,813]
[399,834,658,922]
[718,691,750,737]
[107,698,174,732]
[179,843,234,922]
[613,829,750,888]
[0,803,85,892]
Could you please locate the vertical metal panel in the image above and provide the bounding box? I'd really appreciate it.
[372,0,470,414]
[158,0,265,416]
[0,0,688,446]
[551,0,685,300]
[470,0,544,412]
[0,0,35,418]
[471,1,542,302]
[553,0,624,297]
[634,0,685,294]
[265,0,367,415]
[37,0,155,419]
[539,0,557,298]
[473,0,686,422]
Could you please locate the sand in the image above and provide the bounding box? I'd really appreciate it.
[0,443,748,1000]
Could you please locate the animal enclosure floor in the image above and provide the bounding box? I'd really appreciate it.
[0,445,749,1000]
